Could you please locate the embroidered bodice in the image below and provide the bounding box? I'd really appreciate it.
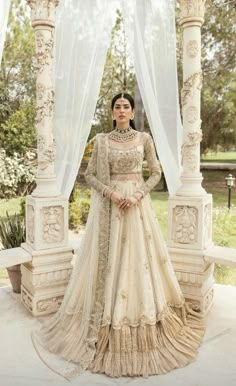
[84,131,161,197]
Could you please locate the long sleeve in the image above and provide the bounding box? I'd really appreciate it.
[135,133,162,197]
[84,136,109,196]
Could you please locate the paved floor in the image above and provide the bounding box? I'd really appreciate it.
[0,284,236,386]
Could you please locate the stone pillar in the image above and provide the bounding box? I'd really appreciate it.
[167,0,214,315]
[21,0,73,316]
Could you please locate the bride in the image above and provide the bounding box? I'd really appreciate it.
[32,92,205,380]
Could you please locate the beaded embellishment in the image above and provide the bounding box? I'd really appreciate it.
[108,127,138,143]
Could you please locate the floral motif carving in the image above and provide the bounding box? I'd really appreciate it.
[179,0,206,20]
[37,296,63,312]
[181,71,202,106]
[186,40,199,58]
[35,30,53,73]
[22,288,33,311]
[38,142,56,170]
[181,129,202,170]
[41,206,64,243]
[173,205,198,244]
[27,205,35,243]
[36,88,55,122]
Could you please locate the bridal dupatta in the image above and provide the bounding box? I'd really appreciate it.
[32,133,112,379]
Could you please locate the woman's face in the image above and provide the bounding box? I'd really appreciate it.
[112,97,134,128]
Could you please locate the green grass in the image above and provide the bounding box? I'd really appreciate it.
[201,151,236,163]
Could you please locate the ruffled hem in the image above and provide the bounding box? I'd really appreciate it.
[88,302,205,377]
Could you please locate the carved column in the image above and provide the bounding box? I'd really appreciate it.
[167,0,214,315]
[21,0,73,316]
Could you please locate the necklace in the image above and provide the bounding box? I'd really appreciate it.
[108,127,138,142]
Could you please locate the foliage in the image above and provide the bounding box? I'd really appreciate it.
[0,211,26,249]
[214,264,236,286]
[91,10,135,138]
[0,149,36,198]
[69,183,91,231]
[200,0,236,153]
[0,0,36,153]
[0,99,36,156]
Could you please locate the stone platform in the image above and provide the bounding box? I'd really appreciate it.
[0,284,236,386]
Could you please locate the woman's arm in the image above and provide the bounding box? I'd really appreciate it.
[133,133,162,199]
[84,136,114,198]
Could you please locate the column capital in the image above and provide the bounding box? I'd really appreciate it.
[178,0,206,26]
[27,0,59,27]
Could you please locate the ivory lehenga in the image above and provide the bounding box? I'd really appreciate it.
[32,129,205,379]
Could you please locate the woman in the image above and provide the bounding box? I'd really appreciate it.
[32,93,205,380]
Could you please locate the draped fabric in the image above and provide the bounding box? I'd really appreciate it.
[53,0,117,198]
[0,0,11,65]
[53,0,182,197]
[121,0,182,195]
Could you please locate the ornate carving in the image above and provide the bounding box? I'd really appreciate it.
[27,0,59,23]
[37,295,63,312]
[186,40,199,58]
[181,70,202,106]
[38,142,56,170]
[41,206,64,243]
[186,105,198,123]
[179,0,206,20]
[173,205,198,244]
[27,205,35,243]
[33,269,71,285]
[36,88,55,122]
[22,288,33,311]
[35,31,53,73]
[181,129,202,170]
[204,287,214,311]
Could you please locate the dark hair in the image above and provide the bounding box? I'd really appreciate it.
[111,92,136,130]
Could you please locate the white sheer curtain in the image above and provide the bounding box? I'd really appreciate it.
[0,0,10,65]
[54,0,182,197]
[54,0,117,198]
[121,0,182,195]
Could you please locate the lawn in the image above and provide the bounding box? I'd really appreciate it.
[201,151,236,163]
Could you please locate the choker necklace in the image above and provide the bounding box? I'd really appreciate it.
[108,127,138,142]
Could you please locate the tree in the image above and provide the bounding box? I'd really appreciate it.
[0,0,36,154]
[91,10,135,139]
[200,0,236,153]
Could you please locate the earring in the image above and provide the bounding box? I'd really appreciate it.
[130,115,135,120]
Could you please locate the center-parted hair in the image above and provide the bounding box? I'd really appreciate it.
[111,93,136,130]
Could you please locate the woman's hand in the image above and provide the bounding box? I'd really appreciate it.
[110,191,125,206]
[118,195,138,210]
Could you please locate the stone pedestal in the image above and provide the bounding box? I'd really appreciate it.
[21,195,73,315]
[168,194,214,314]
